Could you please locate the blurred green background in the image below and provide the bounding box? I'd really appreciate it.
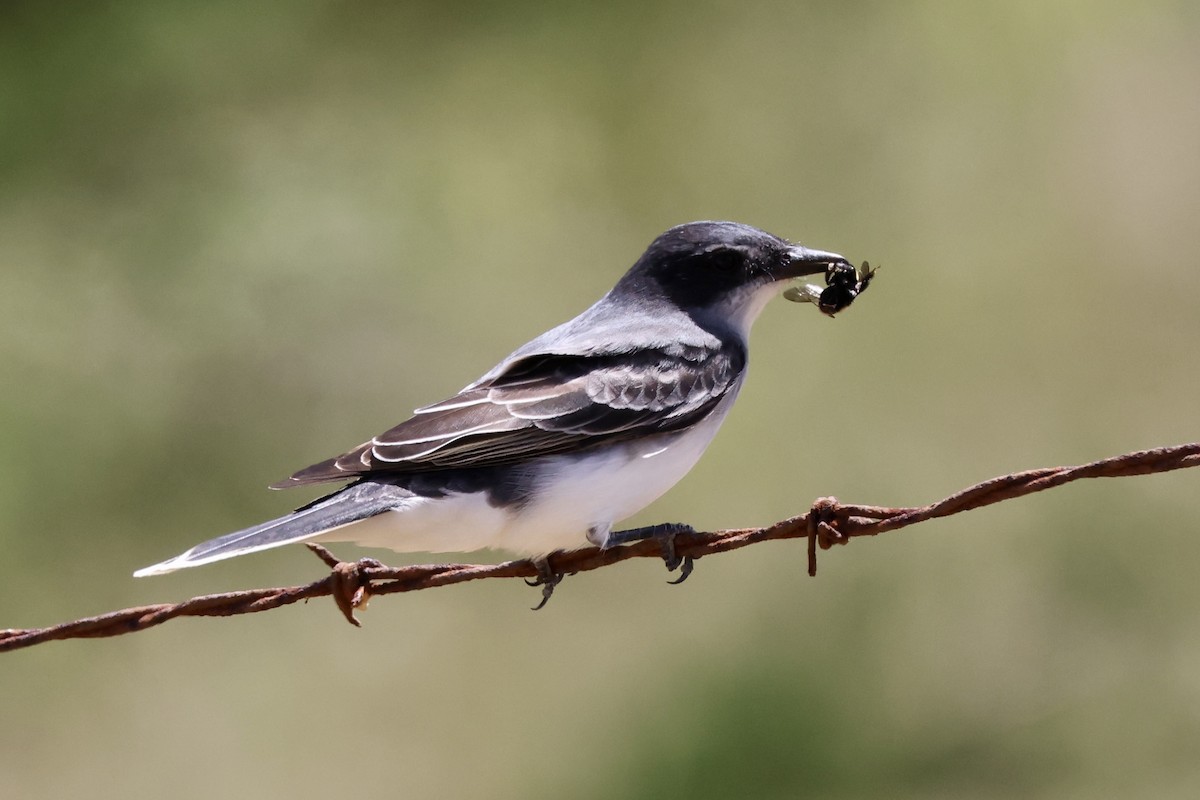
[3,1,1200,797]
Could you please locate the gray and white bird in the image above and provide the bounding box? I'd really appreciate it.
[134,221,853,578]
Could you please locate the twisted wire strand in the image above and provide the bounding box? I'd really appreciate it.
[3,442,1196,653]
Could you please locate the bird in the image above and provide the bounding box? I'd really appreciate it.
[134,220,854,586]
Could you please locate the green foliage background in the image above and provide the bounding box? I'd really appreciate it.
[4,2,1200,797]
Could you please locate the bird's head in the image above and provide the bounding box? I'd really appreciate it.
[616,220,851,337]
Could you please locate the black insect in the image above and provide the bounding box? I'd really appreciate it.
[817,261,876,315]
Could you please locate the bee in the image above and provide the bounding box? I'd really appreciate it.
[783,260,877,316]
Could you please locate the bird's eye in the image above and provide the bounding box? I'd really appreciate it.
[707,249,742,272]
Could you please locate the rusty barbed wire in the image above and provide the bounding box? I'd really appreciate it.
[2,442,1197,653]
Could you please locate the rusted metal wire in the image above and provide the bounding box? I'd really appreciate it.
[2,442,1197,653]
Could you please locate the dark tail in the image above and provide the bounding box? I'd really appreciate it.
[134,482,406,576]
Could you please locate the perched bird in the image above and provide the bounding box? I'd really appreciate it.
[135,221,853,582]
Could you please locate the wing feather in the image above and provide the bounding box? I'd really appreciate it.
[271,345,745,488]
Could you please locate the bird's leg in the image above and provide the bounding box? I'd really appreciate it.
[524,554,565,611]
[605,522,696,584]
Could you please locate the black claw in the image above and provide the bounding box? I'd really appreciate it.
[666,555,694,585]
[608,522,698,584]
[530,574,562,611]
[527,557,564,611]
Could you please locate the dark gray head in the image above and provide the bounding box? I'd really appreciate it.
[615,221,849,335]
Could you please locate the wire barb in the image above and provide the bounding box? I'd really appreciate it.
[806,496,847,576]
[306,543,381,627]
[2,442,1197,653]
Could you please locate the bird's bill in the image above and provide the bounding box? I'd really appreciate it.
[777,244,851,279]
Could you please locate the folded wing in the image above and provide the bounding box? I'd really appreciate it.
[271,344,744,487]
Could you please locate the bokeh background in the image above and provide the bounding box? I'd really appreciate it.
[4,2,1200,797]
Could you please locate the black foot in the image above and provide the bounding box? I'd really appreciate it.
[524,555,564,611]
[607,522,696,584]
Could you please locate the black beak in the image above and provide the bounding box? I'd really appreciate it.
[775,244,851,280]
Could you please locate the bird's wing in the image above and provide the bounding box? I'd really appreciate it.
[271,344,745,487]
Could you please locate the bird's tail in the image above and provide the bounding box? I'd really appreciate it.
[133,482,406,577]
